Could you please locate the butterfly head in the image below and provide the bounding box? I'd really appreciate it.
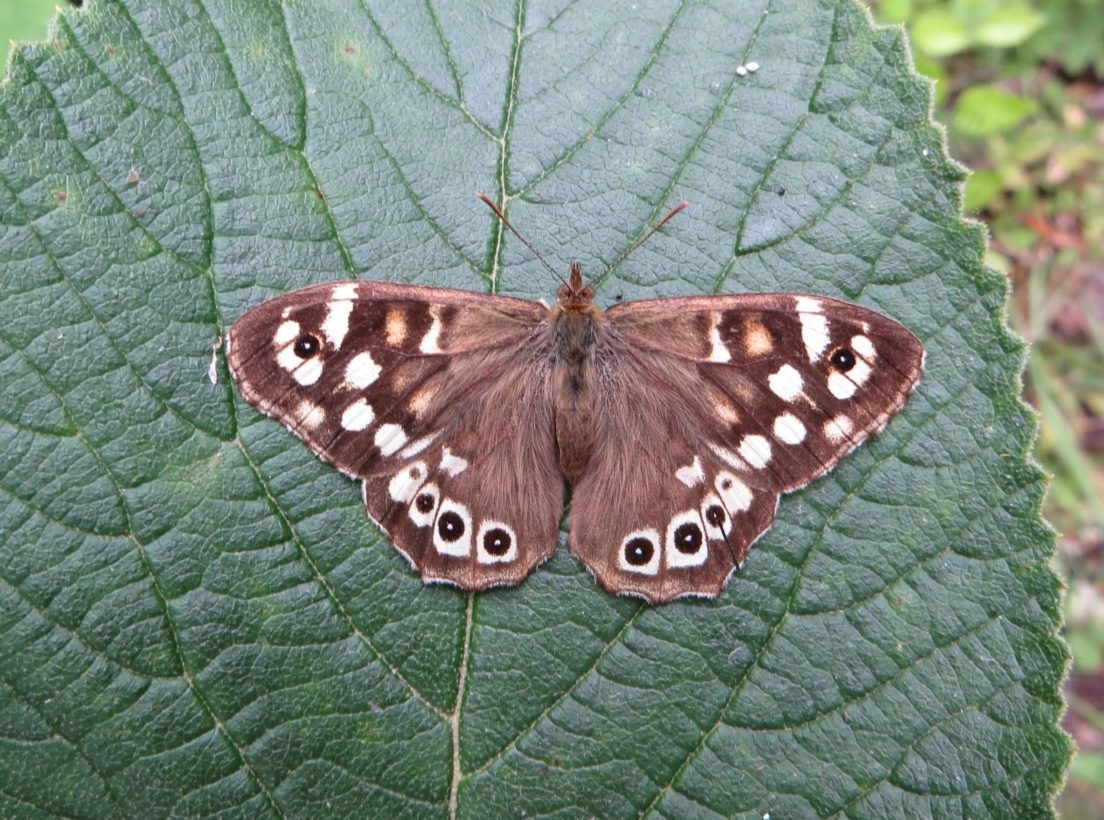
[557,261,595,309]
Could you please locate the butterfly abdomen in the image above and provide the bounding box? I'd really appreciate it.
[550,300,603,482]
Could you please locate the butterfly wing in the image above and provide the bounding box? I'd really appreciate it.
[567,293,925,603]
[227,280,563,590]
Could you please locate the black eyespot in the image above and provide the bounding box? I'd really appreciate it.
[415,493,435,514]
[830,347,856,372]
[483,527,512,556]
[437,511,465,542]
[720,478,733,490]
[674,522,703,554]
[705,505,726,528]
[293,334,320,358]
[624,537,654,566]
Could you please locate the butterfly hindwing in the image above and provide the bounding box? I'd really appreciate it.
[227,280,563,589]
[565,293,924,603]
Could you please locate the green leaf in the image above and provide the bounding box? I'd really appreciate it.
[953,84,1037,138]
[0,0,1068,817]
[975,5,1046,49]
[964,169,1004,212]
[911,9,971,56]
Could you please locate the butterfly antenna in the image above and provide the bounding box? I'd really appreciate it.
[476,192,566,286]
[602,200,689,279]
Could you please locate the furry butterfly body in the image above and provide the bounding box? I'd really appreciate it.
[227,265,924,603]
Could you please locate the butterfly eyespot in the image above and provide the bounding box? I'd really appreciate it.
[719,477,733,490]
[624,537,654,566]
[415,493,435,514]
[673,522,703,554]
[437,511,466,542]
[482,527,512,556]
[705,505,726,528]
[829,347,856,372]
[293,334,321,358]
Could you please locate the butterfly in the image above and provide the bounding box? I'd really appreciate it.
[226,217,924,604]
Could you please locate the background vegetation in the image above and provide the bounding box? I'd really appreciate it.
[5,0,1096,812]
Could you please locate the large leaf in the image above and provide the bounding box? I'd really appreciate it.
[0,0,1068,816]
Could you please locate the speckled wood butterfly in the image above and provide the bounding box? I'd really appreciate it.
[226,206,923,604]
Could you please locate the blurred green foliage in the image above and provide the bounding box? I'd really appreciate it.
[0,0,62,67]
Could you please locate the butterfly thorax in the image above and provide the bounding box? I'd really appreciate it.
[550,262,603,481]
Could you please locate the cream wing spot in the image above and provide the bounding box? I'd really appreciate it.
[768,364,803,402]
[296,400,326,429]
[322,286,357,349]
[440,448,469,477]
[374,423,408,456]
[713,399,739,424]
[796,297,830,362]
[738,435,772,468]
[744,319,773,355]
[676,456,705,488]
[708,443,747,470]
[708,313,731,363]
[715,472,752,513]
[386,309,408,346]
[332,283,359,300]
[852,334,875,359]
[420,307,443,353]
[433,498,472,557]
[388,461,428,503]
[666,510,708,568]
[828,371,858,399]
[399,433,440,459]
[477,520,518,564]
[345,352,382,388]
[619,528,661,575]
[340,399,375,432]
[407,386,435,416]
[773,413,806,444]
[290,358,323,386]
[824,414,854,442]
[274,320,300,346]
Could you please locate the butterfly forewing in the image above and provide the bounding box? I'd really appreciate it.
[562,293,924,603]
[227,280,564,590]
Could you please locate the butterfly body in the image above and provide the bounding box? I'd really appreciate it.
[227,271,923,603]
[549,262,604,480]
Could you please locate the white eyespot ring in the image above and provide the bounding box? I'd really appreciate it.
[476,520,518,564]
[700,493,731,541]
[618,528,661,575]
[432,498,472,557]
[666,510,708,568]
[408,482,440,528]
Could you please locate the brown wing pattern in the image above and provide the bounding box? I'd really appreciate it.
[566,293,925,603]
[227,280,563,590]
